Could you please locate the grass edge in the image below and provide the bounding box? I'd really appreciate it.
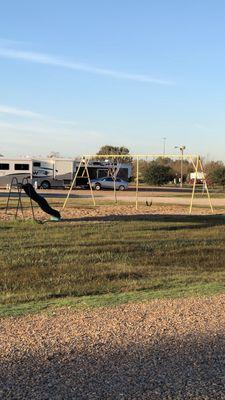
[1,282,225,318]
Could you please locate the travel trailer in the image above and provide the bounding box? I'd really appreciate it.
[0,158,132,189]
[75,159,132,187]
[0,158,77,189]
[188,172,205,184]
[0,158,54,188]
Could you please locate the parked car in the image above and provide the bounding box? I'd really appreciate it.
[90,177,128,190]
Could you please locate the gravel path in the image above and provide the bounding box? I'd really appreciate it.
[1,295,225,399]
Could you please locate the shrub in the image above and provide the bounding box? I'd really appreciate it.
[208,166,225,188]
[144,162,174,185]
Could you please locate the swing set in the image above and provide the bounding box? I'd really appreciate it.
[62,153,214,214]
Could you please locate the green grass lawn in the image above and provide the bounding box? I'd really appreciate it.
[1,212,225,316]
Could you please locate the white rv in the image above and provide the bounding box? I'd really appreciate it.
[0,157,132,189]
[0,158,32,187]
[0,158,74,189]
[33,158,75,188]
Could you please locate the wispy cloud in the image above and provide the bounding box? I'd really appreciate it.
[0,121,105,142]
[0,38,30,47]
[0,105,42,118]
[0,121,59,135]
[0,104,105,146]
[0,104,77,126]
[0,47,174,85]
[193,123,210,131]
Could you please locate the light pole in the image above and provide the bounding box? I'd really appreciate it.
[163,137,166,156]
[175,145,186,188]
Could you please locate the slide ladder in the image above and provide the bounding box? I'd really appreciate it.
[5,177,36,221]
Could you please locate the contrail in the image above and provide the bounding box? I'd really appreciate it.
[0,47,174,85]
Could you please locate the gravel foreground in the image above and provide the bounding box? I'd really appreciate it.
[1,295,225,400]
[1,203,224,223]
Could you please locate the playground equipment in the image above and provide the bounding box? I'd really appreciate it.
[22,183,61,220]
[6,177,36,221]
[6,178,61,222]
[63,153,213,214]
[4,153,213,221]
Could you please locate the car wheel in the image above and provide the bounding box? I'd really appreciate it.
[119,185,125,191]
[40,180,51,189]
[95,183,101,190]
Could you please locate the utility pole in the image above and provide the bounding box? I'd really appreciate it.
[163,137,166,156]
[175,145,186,188]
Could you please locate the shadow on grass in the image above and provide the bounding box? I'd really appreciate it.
[61,213,225,231]
[1,333,224,399]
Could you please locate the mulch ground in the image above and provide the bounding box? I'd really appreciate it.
[1,203,223,223]
[1,295,225,399]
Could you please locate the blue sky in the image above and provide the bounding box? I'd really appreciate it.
[0,1,225,160]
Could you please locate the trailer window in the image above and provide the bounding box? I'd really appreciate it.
[14,164,30,171]
[0,163,9,170]
[97,169,108,178]
[33,162,41,167]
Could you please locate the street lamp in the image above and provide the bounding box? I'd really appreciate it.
[174,145,186,188]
